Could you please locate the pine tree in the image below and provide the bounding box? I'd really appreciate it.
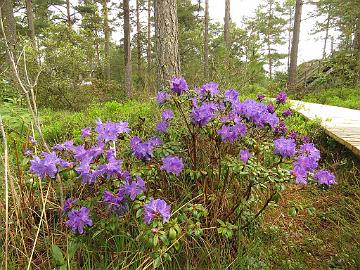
[123,0,132,96]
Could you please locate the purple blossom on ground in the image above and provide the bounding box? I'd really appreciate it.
[224,89,239,103]
[161,156,184,176]
[156,120,169,133]
[283,109,292,117]
[30,152,60,179]
[274,137,296,158]
[96,120,130,142]
[299,143,321,162]
[314,170,336,186]
[170,77,188,95]
[63,198,77,212]
[65,207,93,234]
[267,103,275,113]
[191,102,218,126]
[161,109,174,121]
[276,91,287,104]
[124,176,146,200]
[240,149,252,164]
[144,198,171,224]
[291,166,308,185]
[156,91,171,104]
[81,127,92,138]
[257,94,265,101]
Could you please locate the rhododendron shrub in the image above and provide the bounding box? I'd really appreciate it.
[28,77,335,267]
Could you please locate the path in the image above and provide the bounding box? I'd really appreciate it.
[290,100,360,157]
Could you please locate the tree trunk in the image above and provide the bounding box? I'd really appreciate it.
[155,0,181,89]
[288,0,303,92]
[322,9,331,59]
[224,0,230,47]
[25,0,36,46]
[102,0,111,80]
[204,0,209,81]
[123,0,132,97]
[66,0,71,28]
[267,1,273,79]
[0,0,17,53]
[354,20,360,84]
[147,0,152,73]
[136,0,142,81]
[287,6,292,73]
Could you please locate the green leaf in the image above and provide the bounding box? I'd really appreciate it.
[288,207,297,217]
[51,244,65,266]
[153,257,161,268]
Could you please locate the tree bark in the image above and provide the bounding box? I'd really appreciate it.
[136,0,142,80]
[25,0,36,46]
[288,0,303,92]
[155,0,181,89]
[204,0,209,80]
[147,0,152,73]
[66,0,71,28]
[322,9,331,59]
[224,0,230,47]
[0,0,17,53]
[267,0,273,79]
[354,19,360,84]
[102,0,111,80]
[287,6,292,73]
[123,0,132,97]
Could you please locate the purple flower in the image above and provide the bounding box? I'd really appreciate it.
[267,103,275,113]
[156,91,171,104]
[103,190,128,214]
[161,109,174,121]
[81,127,92,138]
[293,156,318,172]
[274,121,287,135]
[63,198,77,212]
[224,89,239,103]
[276,91,287,104]
[124,176,146,200]
[257,94,265,101]
[161,156,184,176]
[197,82,219,97]
[240,149,252,164]
[97,155,123,179]
[291,166,308,185]
[283,109,292,118]
[28,136,37,145]
[30,152,60,179]
[156,120,169,133]
[144,198,171,224]
[170,77,188,95]
[59,159,75,169]
[218,123,246,143]
[65,207,93,234]
[52,140,75,152]
[274,137,296,158]
[288,131,298,140]
[314,170,336,186]
[96,119,130,142]
[301,136,311,144]
[299,143,320,162]
[130,136,160,161]
[191,102,218,127]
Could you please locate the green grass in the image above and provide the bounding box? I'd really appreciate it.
[302,87,360,109]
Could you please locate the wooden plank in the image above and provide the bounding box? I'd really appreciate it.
[290,100,360,158]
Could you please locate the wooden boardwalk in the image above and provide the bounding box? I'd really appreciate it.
[290,100,360,157]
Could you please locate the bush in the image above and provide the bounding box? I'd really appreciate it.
[17,78,336,269]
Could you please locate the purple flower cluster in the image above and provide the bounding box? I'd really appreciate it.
[218,123,247,143]
[95,119,130,142]
[30,152,60,178]
[63,198,77,212]
[274,137,296,158]
[170,77,188,95]
[156,109,174,134]
[161,156,184,176]
[240,149,252,164]
[274,121,288,136]
[196,82,219,97]
[156,91,171,104]
[130,136,161,161]
[283,109,292,118]
[224,89,239,103]
[144,198,171,224]
[65,207,93,234]
[314,170,336,186]
[191,102,218,127]
[276,91,287,104]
